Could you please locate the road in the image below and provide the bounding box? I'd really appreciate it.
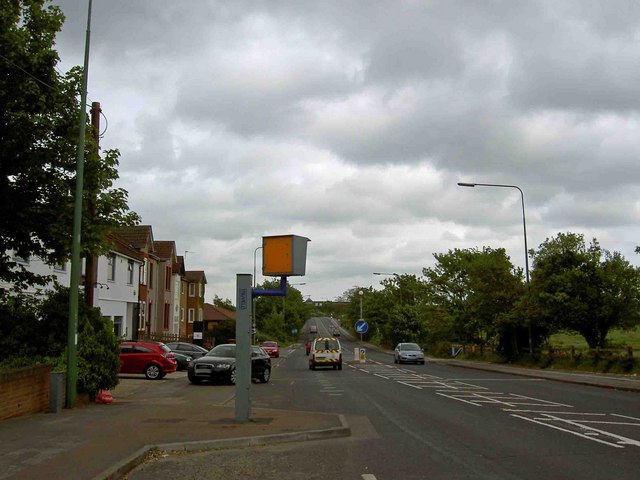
[128,317,640,479]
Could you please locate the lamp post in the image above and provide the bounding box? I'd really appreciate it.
[457,182,532,354]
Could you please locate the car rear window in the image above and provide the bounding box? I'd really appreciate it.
[159,344,172,353]
[262,342,277,347]
[314,339,340,350]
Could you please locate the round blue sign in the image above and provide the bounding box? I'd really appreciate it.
[354,320,369,334]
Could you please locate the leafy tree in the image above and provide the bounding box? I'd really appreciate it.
[254,279,311,342]
[530,233,640,348]
[423,247,526,356]
[0,0,138,291]
[212,294,235,311]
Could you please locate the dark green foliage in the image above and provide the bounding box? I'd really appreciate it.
[0,287,120,396]
[530,233,640,348]
[254,280,313,343]
[0,0,139,291]
[208,319,236,346]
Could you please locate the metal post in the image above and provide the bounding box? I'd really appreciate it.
[235,274,252,423]
[457,182,532,354]
[67,0,93,409]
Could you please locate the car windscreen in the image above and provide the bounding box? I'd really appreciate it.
[160,344,172,353]
[206,345,236,357]
[401,344,420,351]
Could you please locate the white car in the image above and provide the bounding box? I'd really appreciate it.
[394,343,425,365]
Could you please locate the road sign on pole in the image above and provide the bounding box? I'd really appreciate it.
[354,320,369,335]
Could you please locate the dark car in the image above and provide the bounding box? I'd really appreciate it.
[172,351,193,371]
[187,344,271,385]
[164,341,208,359]
[119,340,177,379]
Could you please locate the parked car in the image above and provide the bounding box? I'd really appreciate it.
[187,344,271,385]
[309,337,342,370]
[172,351,193,371]
[394,343,425,365]
[119,340,177,379]
[164,341,208,359]
[260,341,280,358]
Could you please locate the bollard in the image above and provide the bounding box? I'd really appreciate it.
[49,371,65,413]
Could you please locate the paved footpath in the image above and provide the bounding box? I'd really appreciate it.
[1,360,639,480]
[0,373,348,480]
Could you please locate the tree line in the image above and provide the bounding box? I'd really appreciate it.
[343,233,640,360]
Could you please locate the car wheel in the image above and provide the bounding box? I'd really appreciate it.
[145,364,162,380]
[229,367,237,385]
[188,373,201,384]
[337,361,342,371]
[309,362,315,370]
[421,361,425,365]
[259,367,271,383]
[394,356,397,364]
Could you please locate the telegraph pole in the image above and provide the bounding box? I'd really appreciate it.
[67,0,93,409]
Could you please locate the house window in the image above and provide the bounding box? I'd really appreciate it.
[54,263,67,272]
[141,259,148,285]
[113,316,123,337]
[165,266,171,290]
[180,307,185,323]
[107,254,116,281]
[127,260,134,285]
[188,283,196,297]
[199,282,204,298]
[188,308,195,323]
[139,301,146,330]
[198,307,203,322]
[163,303,170,329]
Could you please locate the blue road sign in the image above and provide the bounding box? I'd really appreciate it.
[354,320,369,334]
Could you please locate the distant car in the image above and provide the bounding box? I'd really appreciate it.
[188,344,271,385]
[309,325,318,334]
[172,351,193,371]
[394,343,425,365]
[260,341,280,358]
[309,337,342,370]
[331,329,340,337]
[164,341,208,359]
[305,339,312,356]
[119,340,177,379]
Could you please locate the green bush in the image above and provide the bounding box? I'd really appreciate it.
[0,286,120,397]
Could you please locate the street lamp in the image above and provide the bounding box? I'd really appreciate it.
[457,181,532,353]
[358,290,364,320]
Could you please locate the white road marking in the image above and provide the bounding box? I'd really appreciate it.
[347,357,640,448]
[362,475,377,480]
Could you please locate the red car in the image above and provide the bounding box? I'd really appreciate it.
[119,340,177,379]
[260,341,280,358]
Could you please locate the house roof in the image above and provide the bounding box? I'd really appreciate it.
[154,241,176,261]
[106,232,146,262]
[109,225,155,253]
[203,303,235,322]
[185,270,207,283]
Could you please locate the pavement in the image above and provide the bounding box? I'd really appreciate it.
[1,359,640,480]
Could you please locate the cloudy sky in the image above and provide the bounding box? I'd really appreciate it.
[51,0,640,303]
